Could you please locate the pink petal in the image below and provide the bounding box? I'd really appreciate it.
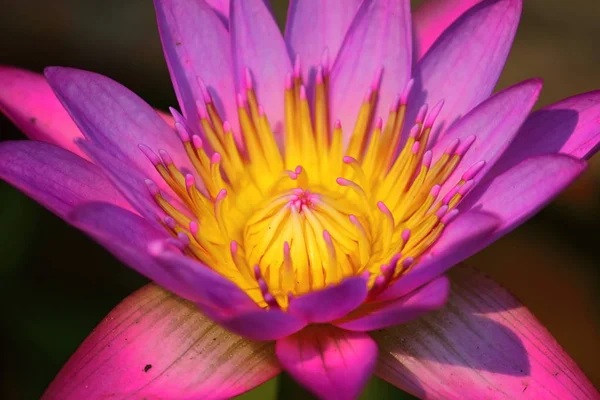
[461,154,587,246]
[335,276,450,331]
[377,210,501,301]
[0,66,86,158]
[412,0,483,59]
[330,0,412,143]
[411,0,522,142]
[276,326,378,400]
[0,141,128,219]
[288,276,369,323]
[284,0,362,80]
[373,266,599,399]
[490,90,600,178]
[154,0,238,135]
[205,0,229,21]
[44,67,195,192]
[42,284,279,400]
[433,79,542,197]
[230,0,291,136]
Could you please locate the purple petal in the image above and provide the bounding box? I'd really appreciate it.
[0,66,86,158]
[284,0,361,79]
[44,67,194,192]
[276,326,378,400]
[42,284,279,400]
[377,210,500,301]
[373,266,599,399]
[154,0,238,134]
[330,0,412,143]
[288,276,368,323]
[412,0,483,59]
[230,0,291,136]
[411,0,522,141]
[0,141,128,219]
[490,90,600,178]
[433,79,542,197]
[205,0,230,21]
[335,276,450,331]
[461,154,587,246]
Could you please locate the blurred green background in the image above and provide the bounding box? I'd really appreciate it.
[1,0,599,398]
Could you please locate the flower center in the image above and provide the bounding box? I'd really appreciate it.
[141,57,484,309]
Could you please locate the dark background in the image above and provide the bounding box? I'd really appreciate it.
[1,1,599,398]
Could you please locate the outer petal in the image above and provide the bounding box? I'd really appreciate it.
[284,0,362,79]
[0,141,128,219]
[373,266,599,399]
[205,0,230,21]
[330,0,412,142]
[335,276,450,331]
[377,210,500,301]
[411,0,522,142]
[490,90,600,178]
[412,0,483,59]
[44,67,195,194]
[42,284,279,400]
[461,154,587,245]
[433,79,542,197]
[276,326,378,400]
[0,66,85,157]
[288,276,369,324]
[230,0,292,135]
[154,0,238,134]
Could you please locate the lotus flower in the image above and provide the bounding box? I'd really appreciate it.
[1,0,599,399]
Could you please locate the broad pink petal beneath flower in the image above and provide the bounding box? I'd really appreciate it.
[461,154,587,246]
[373,266,599,400]
[330,0,412,143]
[412,0,483,59]
[284,0,361,83]
[0,66,86,158]
[42,284,279,400]
[44,67,196,193]
[288,276,369,323]
[202,305,307,342]
[490,90,600,178]
[0,141,128,219]
[276,326,378,400]
[154,0,239,136]
[377,211,501,301]
[335,276,450,331]
[434,79,542,198]
[411,0,522,142]
[230,0,292,136]
[68,202,203,303]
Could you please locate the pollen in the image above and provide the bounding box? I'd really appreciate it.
[141,57,483,309]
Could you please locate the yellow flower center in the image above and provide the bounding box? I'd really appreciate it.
[143,63,479,309]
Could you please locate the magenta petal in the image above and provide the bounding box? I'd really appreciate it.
[373,266,599,399]
[44,67,194,191]
[203,305,306,342]
[335,276,450,331]
[276,326,378,400]
[378,210,500,301]
[330,0,412,143]
[0,66,86,158]
[285,0,361,79]
[433,79,542,197]
[154,0,238,133]
[461,154,586,245]
[288,276,368,323]
[412,0,483,59]
[0,141,128,219]
[205,0,229,21]
[42,285,279,400]
[230,0,291,136]
[490,91,600,178]
[412,0,522,139]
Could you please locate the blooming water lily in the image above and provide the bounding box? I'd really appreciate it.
[1,0,599,399]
